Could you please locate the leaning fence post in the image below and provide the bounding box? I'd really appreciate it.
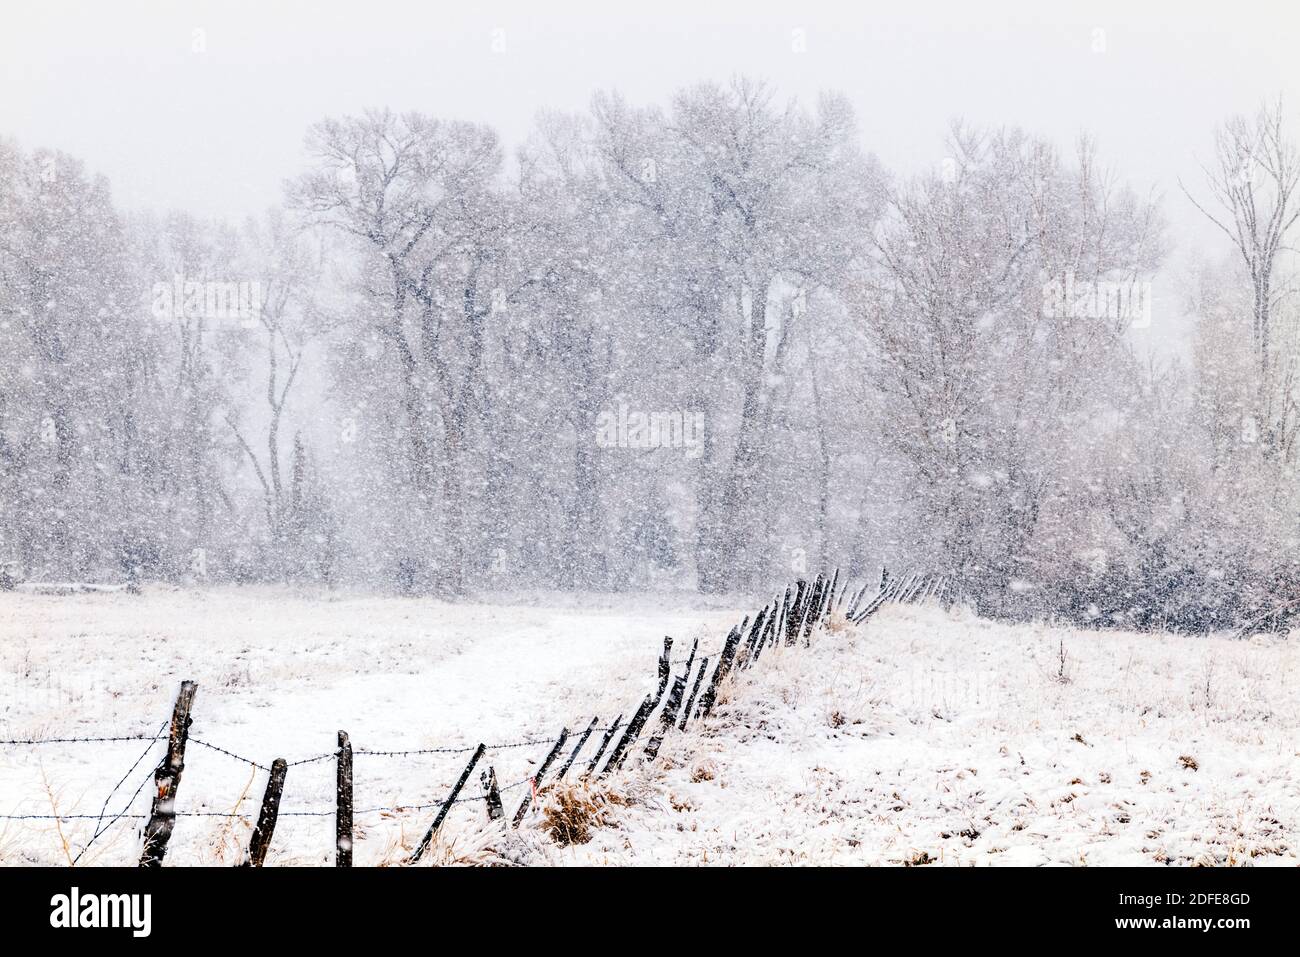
[697,624,743,719]
[556,716,599,782]
[741,607,769,668]
[786,580,807,645]
[241,757,287,868]
[336,730,353,867]
[679,657,709,731]
[601,695,654,774]
[585,714,622,776]
[802,574,825,643]
[482,765,504,821]
[656,637,674,699]
[512,729,569,827]
[644,674,687,759]
[410,742,485,862]
[139,679,197,868]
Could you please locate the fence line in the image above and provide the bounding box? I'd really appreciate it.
[0,567,936,864]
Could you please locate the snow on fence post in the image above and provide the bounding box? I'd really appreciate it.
[679,657,708,731]
[601,694,654,774]
[740,607,768,669]
[585,713,622,776]
[410,742,485,862]
[801,574,825,644]
[335,730,353,867]
[785,580,807,645]
[644,673,686,759]
[482,766,504,821]
[697,624,743,719]
[752,605,779,664]
[512,729,568,827]
[556,716,600,782]
[845,580,870,619]
[139,679,197,867]
[655,637,674,699]
[242,757,287,867]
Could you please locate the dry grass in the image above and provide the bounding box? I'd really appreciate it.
[540,778,630,846]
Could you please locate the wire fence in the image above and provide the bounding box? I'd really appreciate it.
[0,568,934,865]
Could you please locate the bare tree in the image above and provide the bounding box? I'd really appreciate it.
[1183,98,1299,448]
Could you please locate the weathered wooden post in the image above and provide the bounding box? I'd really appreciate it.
[802,574,825,642]
[741,607,769,668]
[242,757,287,867]
[482,765,504,821]
[410,743,485,862]
[139,680,197,868]
[556,717,599,781]
[512,729,568,827]
[644,674,687,759]
[336,730,353,867]
[585,714,622,776]
[785,580,807,645]
[600,695,654,774]
[696,624,743,719]
[679,658,708,731]
[752,608,778,664]
[655,637,674,699]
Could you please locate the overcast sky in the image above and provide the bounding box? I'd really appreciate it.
[3,0,1297,344]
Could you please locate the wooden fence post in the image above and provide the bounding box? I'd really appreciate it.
[512,729,568,827]
[482,766,504,821]
[585,714,622,776]
[556,717,599,782]
[801,574,825,643]
[410,743,485,862]
[600,694,654,774]
[740,607,768,669]
[644,673,686,759]
[679,658,708,731]
[336,730,353,867]
[697,624,743,719]
[242,757,287,868]
[655,637,674,699]
[785,580,807,644]
[139,680,197,867]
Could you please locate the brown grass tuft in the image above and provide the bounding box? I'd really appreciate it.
[541,779,629,846]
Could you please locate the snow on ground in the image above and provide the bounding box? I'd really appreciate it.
[547,603,1299,866]
[1,588,1296,866]
[0,586,739,865]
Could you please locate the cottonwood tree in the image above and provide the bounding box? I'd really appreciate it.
[0,142,144,578]
[590,78,883,591]
[852,126,1164,609]
[221,210,336,579]
[1183,98,1299,453]
[289,109,558,593]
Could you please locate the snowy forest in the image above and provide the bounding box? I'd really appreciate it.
[1,81,1297,633]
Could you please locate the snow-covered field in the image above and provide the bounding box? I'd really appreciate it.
[2,588,1296,866]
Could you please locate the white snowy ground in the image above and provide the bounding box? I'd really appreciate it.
[1,588,1296,866]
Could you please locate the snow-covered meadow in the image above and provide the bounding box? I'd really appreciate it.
[2,588,1294,866]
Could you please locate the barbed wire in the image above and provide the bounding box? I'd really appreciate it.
[0,733,160,745]
[72,720,168,865]
[3,728,611,767]
[189,735,271,772]
[0,774,537,822]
